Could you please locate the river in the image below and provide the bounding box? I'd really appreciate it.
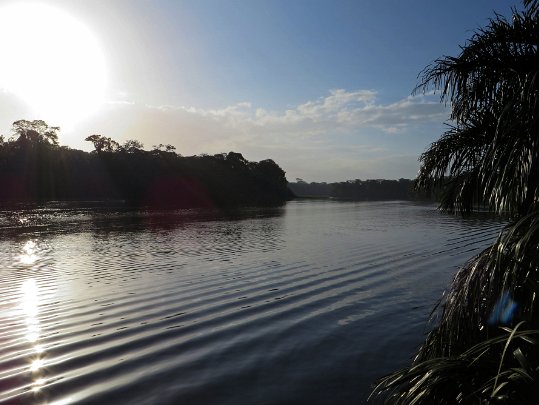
[0,200,504,404]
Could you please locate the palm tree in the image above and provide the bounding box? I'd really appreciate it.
[371,1,539,403]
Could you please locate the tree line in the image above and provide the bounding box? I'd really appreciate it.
[289,178,435,201]
[0,120,292,208]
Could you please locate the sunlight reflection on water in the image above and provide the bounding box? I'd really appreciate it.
[20,277,48,395]
[21,279,40,339]
[0,202,506,404]
[18,240,40,265]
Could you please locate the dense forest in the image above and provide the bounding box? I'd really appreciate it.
[288,178,434,201]
[0,120,293,208]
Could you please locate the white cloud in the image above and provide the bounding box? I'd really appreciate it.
[335,94,448,133]
[0,89,449,182]
[162,89,447,137]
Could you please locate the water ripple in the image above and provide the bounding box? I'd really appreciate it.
[0,201,505,404]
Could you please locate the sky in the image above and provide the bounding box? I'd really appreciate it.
[0,0,520,182]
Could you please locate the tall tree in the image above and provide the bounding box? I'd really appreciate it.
[85,134,120,153]
[121,139,144,153]
[11,119,59,146]
[372,2,539,403]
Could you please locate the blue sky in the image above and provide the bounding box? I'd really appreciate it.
[0,0,519,181]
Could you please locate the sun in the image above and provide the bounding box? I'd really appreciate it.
[0,3,108,127]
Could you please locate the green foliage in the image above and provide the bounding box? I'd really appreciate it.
[412,213,539,361]
[414,3,539,216]
[371,323,539,404]
[372,1,539,403]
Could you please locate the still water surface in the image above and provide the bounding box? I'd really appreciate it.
[0,200,504,404]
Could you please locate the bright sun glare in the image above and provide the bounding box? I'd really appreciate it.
[0,3,108,127]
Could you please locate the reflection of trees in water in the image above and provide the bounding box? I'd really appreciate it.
[0,205,285,286]
[85,207,286,280]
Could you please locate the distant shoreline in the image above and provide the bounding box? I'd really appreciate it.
[288,179,435,202]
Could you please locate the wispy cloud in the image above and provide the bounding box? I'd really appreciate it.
[0,89,449,181]
[339,94,448,133]
[145,89,446,136]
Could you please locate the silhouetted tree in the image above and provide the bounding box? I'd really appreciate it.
[289,179,416,200]
[120,139,144,153]
[0,123,291,208]
[85,134,120,153]
[12,119,59,146]
[225,152,248,170]
[152,143,176,153]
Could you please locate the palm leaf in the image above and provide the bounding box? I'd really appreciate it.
[375,1,539,403]
[414,5,539,216]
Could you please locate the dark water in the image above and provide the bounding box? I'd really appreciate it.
[0,200,505,404]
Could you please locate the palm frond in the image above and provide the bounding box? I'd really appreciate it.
[415,212,539,361]
[415,114,494,213]
[377,2,539,403]
[414,6,539,215]
[414,11,539,122]
[524,0,539,16]
[371,212,539,403]
[370,326,539,404]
